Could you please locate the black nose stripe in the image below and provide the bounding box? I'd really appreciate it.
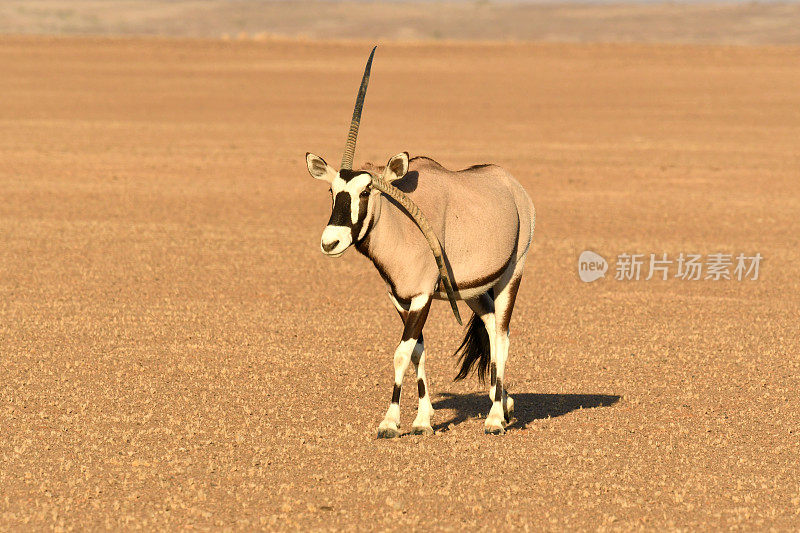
[328,191,352,227]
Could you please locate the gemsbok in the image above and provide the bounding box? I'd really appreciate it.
[305,47,535,437]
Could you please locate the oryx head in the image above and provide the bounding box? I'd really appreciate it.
[306,151,409,257]
[305,46,463,324]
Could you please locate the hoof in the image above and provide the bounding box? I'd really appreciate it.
[377,427,400,439]
[484,425,506,435]
[411,426,434,436]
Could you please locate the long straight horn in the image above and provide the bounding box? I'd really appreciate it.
[341,46,377,170]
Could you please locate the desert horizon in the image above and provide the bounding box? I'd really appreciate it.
[2,0,800,45]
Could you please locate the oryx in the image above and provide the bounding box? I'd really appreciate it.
[305,47,534,437]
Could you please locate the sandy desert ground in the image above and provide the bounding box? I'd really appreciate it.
[1,36,799,529]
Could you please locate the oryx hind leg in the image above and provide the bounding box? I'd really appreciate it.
[484,269,523,435]
[464,291,510,427]
[378,294,432,439]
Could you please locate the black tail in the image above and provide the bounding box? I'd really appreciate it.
[453,313,491,383]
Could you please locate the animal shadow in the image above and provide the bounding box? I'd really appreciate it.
[431,392,621,431]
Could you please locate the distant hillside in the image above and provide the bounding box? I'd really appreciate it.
[2,1,800,45]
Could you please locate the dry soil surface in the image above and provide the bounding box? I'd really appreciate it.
[1,37,799,530]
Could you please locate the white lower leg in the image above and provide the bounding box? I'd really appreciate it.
[475,312,498,400]
[411,342,434,431]
[485,333,508,432]
[379,338,415,433]
[500,332,513,419]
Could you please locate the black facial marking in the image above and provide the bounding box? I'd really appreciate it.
[327,191,352,227]
[417,378,426,398]
[490,362,497,387]
[494,377,503,402]
[351,192,370,241]
[338,169,367,182]
[391,384,401,404]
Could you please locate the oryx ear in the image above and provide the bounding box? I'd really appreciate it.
[306,153,336,183]
[383,152,409,183]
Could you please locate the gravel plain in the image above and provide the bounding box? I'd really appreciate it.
[1,37,799,529]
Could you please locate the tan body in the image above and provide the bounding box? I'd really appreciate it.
[357,157,534,305]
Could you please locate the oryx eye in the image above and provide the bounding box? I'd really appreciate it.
[360,188,370,197]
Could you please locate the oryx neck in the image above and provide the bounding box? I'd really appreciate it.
[355,192,401,261]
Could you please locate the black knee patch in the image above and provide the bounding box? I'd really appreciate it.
[391,384,401,404]
[490,362,497,387]
[417,378,426,398]
[494,377,503,402]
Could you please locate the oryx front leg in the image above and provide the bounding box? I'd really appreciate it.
[377,295,431,439]
[410,334,434,435]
